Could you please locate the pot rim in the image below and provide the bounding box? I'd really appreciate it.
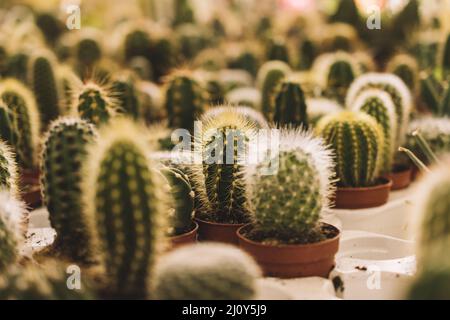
[237,223,340,249]
[336,177,392,192]
[169,221,199,241]
[195,217,245,228]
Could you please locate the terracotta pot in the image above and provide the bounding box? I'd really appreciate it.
[388,166,412,191]
[334,178,392,209]
[195,218,244,245]
[169,222,198,249]
[20,168,42,209]
[237,223,340,278]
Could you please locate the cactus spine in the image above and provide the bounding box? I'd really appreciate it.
[83,119,166,299]
[249,129,335,242]
[272,79,308,128]
[0,79,41,169]
[352,89,398,174]
[316,111,384,188]
[28,51,60,129]
[153,243,261,300]
[41,117,97,264]
[0,140,19,196]
[165,72,207,132]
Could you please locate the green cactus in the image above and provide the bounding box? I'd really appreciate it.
[153,243,261,300]
[0,79,41,169]
[298,38,317,70]
[123,29,152,63]
[442,33,450,78]
[408,267,450,300]
[257,61,291,120]
[173,0,195,27]
[352,89,398,174]
[41,117,97,264]
[420,73,442,115]
[0,46,7,77]
[111,74,140,120]
[272,80,308,128]
[35,12,64,45]
[228,49,260,77]
[82,118,167,299]
[0,140,19,196]
[316,111,384,188]
[0,260,94,299]
[203,106,269,130]
[306,98,342,126]
[330,0,360,27]
[177,24,210,61]
[57,65,82,115]
[194,108,254,224]
[28,51,60,130]
[386,54,419,92]
[165,72,207,132]
[73,81,118,126]
[161,166,195,236]
[0,191,27,271]
[248,129,335,243]
[6,52,29,84]
[266,39,290,64]
[76,37,102,71]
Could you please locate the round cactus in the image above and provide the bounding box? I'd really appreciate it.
[164,72,207,132]
[82,118,167,299]
[0,140,19,196]
[248,129,335,242]
[386,54,419,92]
[75,33,102,71]
[0,79,41,169]
[298,38,317,70]
[256,60,291,120]
[0,260,94,299]
[271,79,308,128]
[202,106,269,130]
[177,24,210,61]
[153,243,261,300]
[41,117,97,264]
[351,89,398,174]
[28,50,61,130]
[123,28,152,63]
[306,98,342,126]
[316,111,384,188]
[226,87,261,109]
[0,191,27,271]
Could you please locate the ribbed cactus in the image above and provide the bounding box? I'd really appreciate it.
[0,79,41,169]
[272,79,308,128]
[83,119,166,299]
[248,129,335,242]
[0,140,19,196]
[306,98,342,126]
[153,243,261,300]
[72,81,118,126]
[165,72,207,132]
[0,260,93,299]
[266,39,290,64]
[346,73,412,144]
[352,89,398,174]
[161,166,195,236]
[316,111,384,188]
[111,74,140,120]
[257,61,291,120]
[202,106,269,130]
[28,51,60,130]
[193,108,254,224]
[41,117,97,264]
[386,54,419,92]
[0,191,27,271]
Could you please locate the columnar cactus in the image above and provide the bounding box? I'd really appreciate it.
[351,89,398,174]
[0,140,19,196]
[256,61,291,120]
[41,117,97,264]
[271,79,308,128]
[0,260,93,299]
[203,106,269,129]
[123,28,152,63]
[346,73,412,144]
[306,98,342,126]
[386,54,419,92]
[82,118,167,299]
[111,74,140,120]
[298,38,316,70]
[193,108,254,224]
[75,33,102,71]
[165,72,207,132]
[316,111,384,188]
[28,50,61,129]
[248,129,335,242]
[153,243,261,300]
[0,79,41,169]
[0,191,27,271]
[72,81,118,126]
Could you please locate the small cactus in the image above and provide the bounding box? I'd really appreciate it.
[266,38,290,64]
[248,129,335,242]
[6,52,29,84]
[0,140,19,196]
[203,106,269,130]
[40,117,97,264]
[153,243,261,300]
[306,98,342,126]
[123,28,152,63]
[164,71,207,132]
[75,31,102,72]
[386,54,419,93]
[351,89,398,174]
[177,24,210,61]
[28,50,61,130]
[173,0,195,27]
[111,73,140,120]
[298,38,317,70]
[256,60,291,120]
[82,118,167,299]
[226,87,261,110]
[0,191,27,271]
[316,111,384,188]
[271,79,308,128]
[0,79,41,169]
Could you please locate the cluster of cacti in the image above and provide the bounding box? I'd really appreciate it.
[40,117,97,264]
[271,79,308,128]
[153,243,261,300]
[248,129,335,242]
[316,111,384,188]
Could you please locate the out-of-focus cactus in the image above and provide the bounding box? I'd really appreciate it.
[226,87,261,109]
[153,243,261,300]
[57,65,82,115]
[173,0,195,27]
[227,46,261,77]
[111,73,140,120]
[386,54,419,93]
[306,98,342,126]
[0,140,18,196]
[271,79,308,128]
[330,0,361,27]
[35,12,65,45]
[6,52,29,84]
[298,38,317,70]
[443,33,450,78]
[266,38,290,64]
[176,24,210,61]
[202,105,269,130]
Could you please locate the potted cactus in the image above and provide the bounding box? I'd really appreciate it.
[316,111,391,209]
[237,128,340,278]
